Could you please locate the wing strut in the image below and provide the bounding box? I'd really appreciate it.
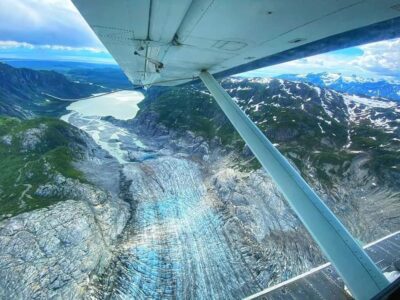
[199,71,389,300]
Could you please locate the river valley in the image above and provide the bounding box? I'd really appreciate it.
[62,91,273,299]
[57,87,399,299]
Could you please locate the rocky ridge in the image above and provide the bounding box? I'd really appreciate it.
[0,118,130,299]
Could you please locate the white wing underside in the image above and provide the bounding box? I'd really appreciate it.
[72,0,400,86]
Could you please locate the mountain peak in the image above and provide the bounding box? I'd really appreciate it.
[277,72,400,101]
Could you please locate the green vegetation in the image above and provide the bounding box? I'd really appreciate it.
[351,122,393,149]
[139,84,399,187]
[349,122,400,178]
[138,88,245,147]
[0,116,85,219]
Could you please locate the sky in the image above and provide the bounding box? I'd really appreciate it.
[0,0,399,79]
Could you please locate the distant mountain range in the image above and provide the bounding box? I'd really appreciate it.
[0,59,133,90]
[0,63,106,118]
[276,72,400,102]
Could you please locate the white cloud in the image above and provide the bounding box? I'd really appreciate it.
[0,0,103,48]
[353,38,400,76]
[41,44,106,53]
[0,40,34,49]
[245,38,400,79]
[245,53,364,77]
[0,40,106,53]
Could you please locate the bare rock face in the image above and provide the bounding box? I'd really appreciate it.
[1,134,12,145]
[19,124,47,152]
[0,200,103,299]
[0,178,130,299]
[35,174,130,245]
[211,168,299,241]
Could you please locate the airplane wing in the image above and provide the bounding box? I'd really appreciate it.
[72,0,400,87]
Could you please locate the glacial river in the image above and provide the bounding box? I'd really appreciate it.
[61,90,145,164]
[61,91,263,299]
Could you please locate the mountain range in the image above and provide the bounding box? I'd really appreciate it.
[0,59,134,90]
[0,63,107,118]
[276,72,400,102]
[138,77,400,186]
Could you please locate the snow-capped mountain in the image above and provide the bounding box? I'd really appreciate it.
[277,72,400,102]
[222,78,400,151]
[139,77,400,184]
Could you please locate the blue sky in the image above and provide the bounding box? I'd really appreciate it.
[0,0,399,79]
